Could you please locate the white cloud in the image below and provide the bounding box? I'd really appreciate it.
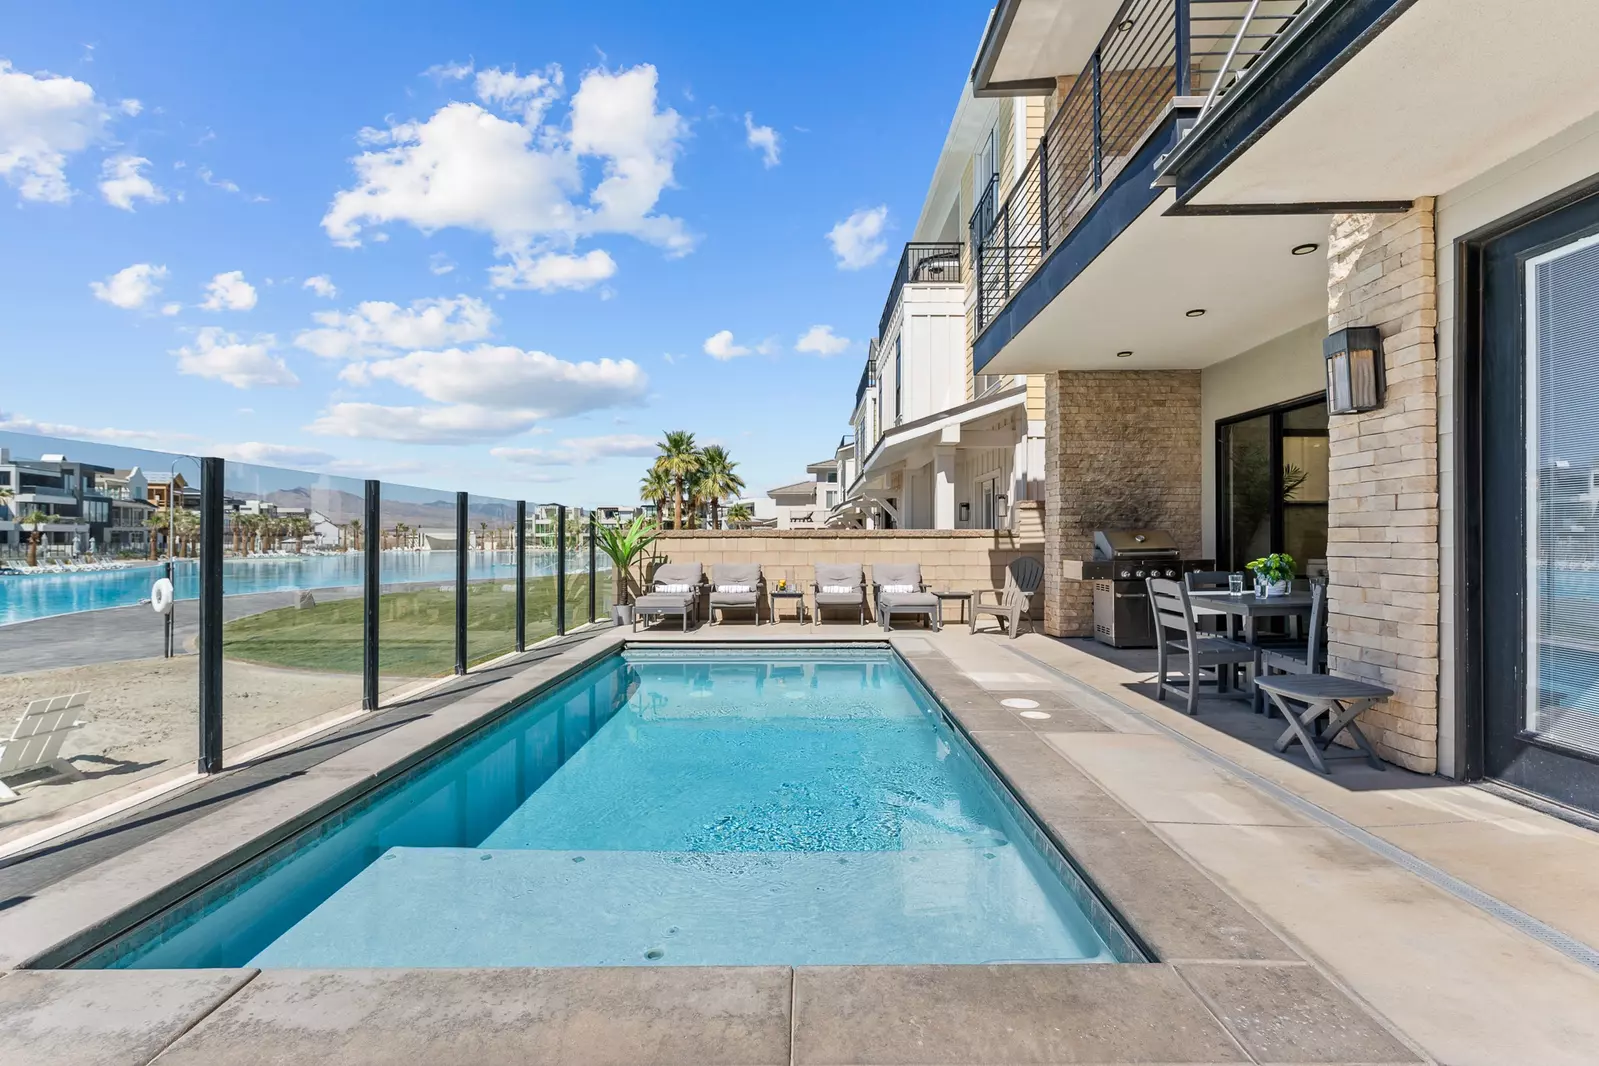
[302,274,337,298]
[173,327,297,388]
[217,442,336,467]
[795,324,851,357]
[0,60,113,203]
[743,113,779,167]
[827,205,889,270]
[428,252,455,275]
[422,60,475,83]
[475,65,563,124]
[703,329,750,360]
[90,262,167,310]
[489,248,616,292]
[160,301,181,316]
[358,345,647,412]
[200,270,258,312]
[0,410,198,447]
[492,433,656,465]
[306,402,550,445]
[99,154,166,210]
[322,63,691,284]
[294,294,495,359]
[117,98,142,117]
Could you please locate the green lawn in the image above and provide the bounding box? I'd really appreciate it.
[223,572,609,676]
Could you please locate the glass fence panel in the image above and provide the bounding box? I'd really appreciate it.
[466,495,518,667]
[376,480,459,700]
[221,461,367,759]
[523,503,561,645]
[0,430,198,839]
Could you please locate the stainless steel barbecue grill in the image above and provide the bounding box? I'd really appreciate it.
[1068,530,1210,649]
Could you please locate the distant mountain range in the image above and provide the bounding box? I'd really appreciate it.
[240,487,519,530]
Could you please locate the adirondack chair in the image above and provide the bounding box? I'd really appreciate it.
[0,693,90,801]
[971,557,1044,638]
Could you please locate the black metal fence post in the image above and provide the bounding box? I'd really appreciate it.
[362,480,380,710]
[1092,47,1103,191]
[588,514,597,624]
[515,500,527,652]
[555,505,567,636]
[197,456,224,774]
[1038,133,1050,255]
[455,491,468,675]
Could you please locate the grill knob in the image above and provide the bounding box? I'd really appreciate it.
[1135,569,1145,578]
[1166,568,1177,578]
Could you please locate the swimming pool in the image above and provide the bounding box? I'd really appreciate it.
[79,646,1132,969]
[0,550,599,626]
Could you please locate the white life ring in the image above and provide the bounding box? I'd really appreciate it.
[151,577,175,616]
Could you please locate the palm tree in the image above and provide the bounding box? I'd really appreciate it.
[173,509,201,557]
[393,522,409,552]
[726,502,753,527]
[655,431,700,530]
[145,511,170,560]
[695,446,745,530]
[285,515,313,553]
[639,465,673,524]
[20,510,49,567]
[346,517,362,552]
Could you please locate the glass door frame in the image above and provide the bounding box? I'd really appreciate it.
[1214,393,1328,572]
[1460,177,1599,808]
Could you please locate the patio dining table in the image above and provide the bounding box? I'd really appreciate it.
[1188,588,1316,644]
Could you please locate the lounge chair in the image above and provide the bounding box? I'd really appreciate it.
[812,563,867,626]
[971,556,1043,638]
[633,563,703,632]
[873,563,940,631]
[0,693,89,802]
[709,563,762,625]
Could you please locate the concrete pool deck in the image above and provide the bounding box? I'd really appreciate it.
[0,622,1593,1064]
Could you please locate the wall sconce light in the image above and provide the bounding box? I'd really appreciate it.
[959,502,971,522]
[1324,326,1385,414]
[996,494,1010,520]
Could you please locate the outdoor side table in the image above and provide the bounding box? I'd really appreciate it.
[1254,673,1392,774]
[768,589,807,626]
[933,590,971,626]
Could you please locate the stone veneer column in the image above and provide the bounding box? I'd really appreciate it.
[1325,199,1440,773]
[1043,371,1203,636]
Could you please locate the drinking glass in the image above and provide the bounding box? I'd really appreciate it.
[1228,573,1245,596]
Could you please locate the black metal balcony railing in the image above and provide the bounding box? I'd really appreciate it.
[970,0,1306,336]
[877,242,963,341]
[854,348,878,409]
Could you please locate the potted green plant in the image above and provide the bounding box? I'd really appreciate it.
[1246,553,1296,597]
[593,515,659,625]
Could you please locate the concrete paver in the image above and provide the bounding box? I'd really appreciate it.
[0,968,256,1066]
[792,964,1249,1065]
[155,966,792,1066]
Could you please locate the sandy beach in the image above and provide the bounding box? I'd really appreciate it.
[0,655,421,838]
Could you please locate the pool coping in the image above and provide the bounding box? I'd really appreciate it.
[0,629,1426,1065]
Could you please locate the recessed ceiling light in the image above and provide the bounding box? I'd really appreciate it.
[1118,18,1136,31]
[1185,308,1206,318]
[1291,242,1319,256]
[1115,350,1133,359]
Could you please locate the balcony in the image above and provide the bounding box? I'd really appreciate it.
[878,242,963,341]
[970,0,1306,339]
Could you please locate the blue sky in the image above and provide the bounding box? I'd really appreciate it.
[0,1,988,505]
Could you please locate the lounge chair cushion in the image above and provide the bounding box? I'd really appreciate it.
[709,590,758,606]
[814,563,863,589]
[658,583,692,593]
[634,592,694,609]
[821,584,856,594]
[714,584,752,594]
[879,584,916,594]
[711,564,761,591]
[880,591,938,609]
[651,563,704,588]
[872,563,924,590]
[815,590,865,605]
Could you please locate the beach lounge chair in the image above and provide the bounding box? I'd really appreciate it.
[633,563,703,632]
[873,563,940,631]
[709,564,762,625]
[0,693,89,802]
[971,556,1044,638]
[812,563,867,626]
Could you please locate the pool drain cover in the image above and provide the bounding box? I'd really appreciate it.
[1001,698,1040,709]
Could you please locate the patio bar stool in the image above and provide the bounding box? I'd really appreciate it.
[1254,673,1392,774]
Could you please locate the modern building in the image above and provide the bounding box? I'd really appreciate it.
[0,448,116,556]
[940,0,1599,814]
[843,83,1049,530]
[766,458,845,529]
[96,468,154,554]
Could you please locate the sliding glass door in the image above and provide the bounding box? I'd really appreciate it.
[1217,398,1329,572]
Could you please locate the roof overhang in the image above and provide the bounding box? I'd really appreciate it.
[1159,0,1599,210]
[912,84,1005,242]
[855,386,1028,488]
[975,190,1326,374]
[971,0,1127,97]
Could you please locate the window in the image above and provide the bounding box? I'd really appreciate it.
[1525,232,1599,758]
[1216,397,1329,572]
[894,336,903,424]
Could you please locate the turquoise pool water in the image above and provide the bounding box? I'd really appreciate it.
[0,550,595,626]
[84,647,1123,969]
